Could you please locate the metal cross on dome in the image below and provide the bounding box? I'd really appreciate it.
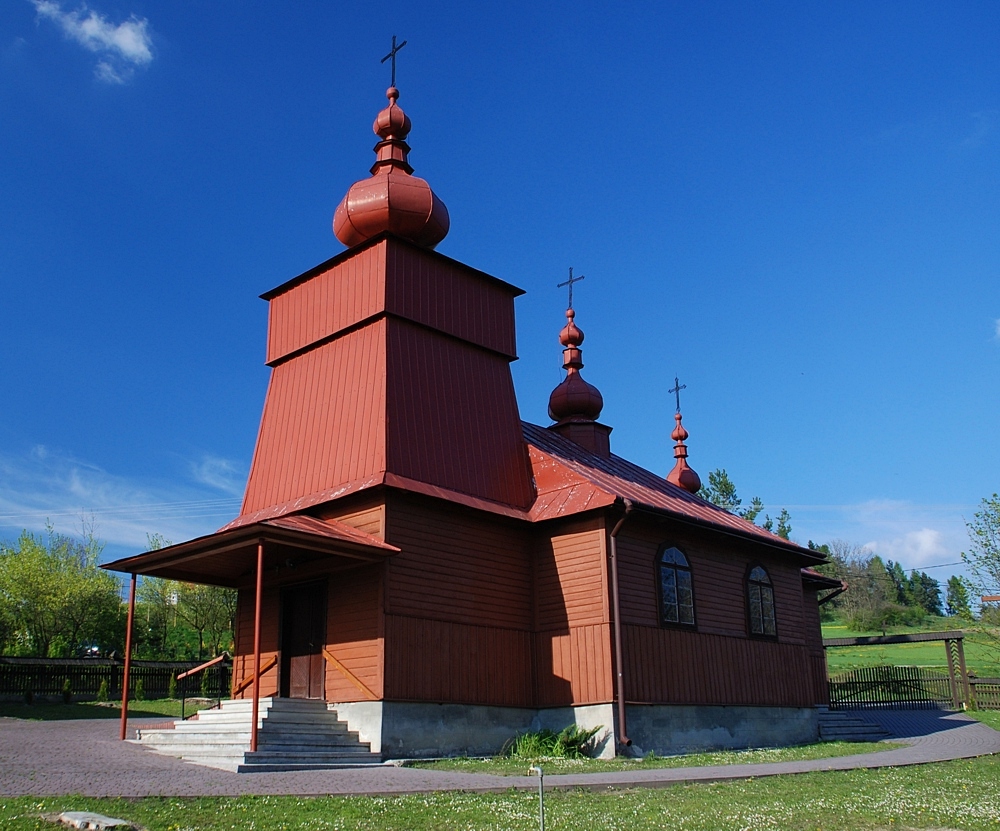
[381,35,407,88]
[668,376,686,413]
[557,267,585,309]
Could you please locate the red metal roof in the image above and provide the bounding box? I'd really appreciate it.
[523,421,824,560]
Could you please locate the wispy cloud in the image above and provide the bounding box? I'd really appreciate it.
[0,445,242,556]
[30,0,153,84]
[190,455,247,498]
[781,498,972,574]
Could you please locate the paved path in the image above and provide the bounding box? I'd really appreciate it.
[1,709,997,797]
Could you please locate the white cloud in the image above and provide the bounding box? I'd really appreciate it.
[865,528,950,570]
[190,455,247,497]
[0,445,241,556]
[30,0,153,83]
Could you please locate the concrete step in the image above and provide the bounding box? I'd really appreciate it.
[817,708,893,742]
[236,760,382,773]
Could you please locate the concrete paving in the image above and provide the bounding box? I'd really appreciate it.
[0,708,997,797]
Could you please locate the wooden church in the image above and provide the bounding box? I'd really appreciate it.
[107,76,839,760]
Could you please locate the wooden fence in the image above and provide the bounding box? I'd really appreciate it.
[0,657,230,701]
[828,665,955,710]
[970,676,1000,711]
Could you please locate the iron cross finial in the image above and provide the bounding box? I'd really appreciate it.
[557,267,586,309]
[668,376,686,413]
[381,35,407,88]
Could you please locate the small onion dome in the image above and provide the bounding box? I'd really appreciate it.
[334,87,450,249]
[666,412,701,494]
[548,309,604,422]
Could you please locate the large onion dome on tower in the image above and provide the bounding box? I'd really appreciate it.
[333,86,450,249]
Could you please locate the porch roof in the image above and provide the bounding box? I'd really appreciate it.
[102,514,399,588]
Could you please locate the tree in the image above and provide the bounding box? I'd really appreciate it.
[698,469,766,525]
[174,583,237,659]
[946,575,972,619]
[762,508,792,541]
[0,528,123,657]
[962,493,1000,601]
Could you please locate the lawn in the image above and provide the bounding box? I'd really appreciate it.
[2,754,999,830]
[0,698,211,721]
[822,617,1000,676]
[410,740,897,775]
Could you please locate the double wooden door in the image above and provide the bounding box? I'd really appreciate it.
[280,581,326,699]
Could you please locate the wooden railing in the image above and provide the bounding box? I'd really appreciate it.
[323,648,377,700]
[231,655,278,697]
[828,665,954,710]
[970,676,1000,711]
[177,654,231,720]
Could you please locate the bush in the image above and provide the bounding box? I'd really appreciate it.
[61,678,72,704]
[507,724,602,760]
[133,677,145,702]
[167,673,177,700]
[96,678,109,703]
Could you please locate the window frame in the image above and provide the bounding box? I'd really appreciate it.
[655,544,697,630]
[745,563,778,639]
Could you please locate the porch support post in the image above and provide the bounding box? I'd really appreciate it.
[251,539,264,753]
[954,637,971,708]
[119,572,137,741]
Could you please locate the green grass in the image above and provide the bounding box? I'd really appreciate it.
[0,698,214,721]
[822,617,1000,676]
[2,754,999,830]
[410,740,898,775]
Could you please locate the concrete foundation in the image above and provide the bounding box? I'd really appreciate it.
[330,700,815,759]
[623,704,819,756]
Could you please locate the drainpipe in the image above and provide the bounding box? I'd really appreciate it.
[609,498,634,749]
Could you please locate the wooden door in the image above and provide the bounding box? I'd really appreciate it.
[280,582,326,699]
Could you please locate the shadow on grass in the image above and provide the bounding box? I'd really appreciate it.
[0,699,196,721]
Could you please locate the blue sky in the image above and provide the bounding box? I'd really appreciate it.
[1,1,997,585]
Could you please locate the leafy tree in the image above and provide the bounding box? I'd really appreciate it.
[174,582,236,659]
[946,575,972,618]
[0,528,123,657]
[962,493,1000,602]
[762,508,792,540]
[905,570,942,617]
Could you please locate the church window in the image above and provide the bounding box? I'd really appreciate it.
[747,565,777,637]
[657,546,695,627]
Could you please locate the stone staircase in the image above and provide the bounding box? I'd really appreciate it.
[132,697,382,772]
[817,706,894,742]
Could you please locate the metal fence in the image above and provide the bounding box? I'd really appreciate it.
[828,665,954,710]
[0,657,230,701]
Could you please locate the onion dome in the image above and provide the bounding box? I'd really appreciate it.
[548,308,605,422]
[333,86,450,249]
[666,412,702,494]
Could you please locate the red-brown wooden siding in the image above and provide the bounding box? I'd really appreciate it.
[325,565,384,701]
[533,517,613,706]
[380,494,533,705]
[801,586,830,705]
[613,518,816,705]
[242,321,388,514]
[386,319,534,509]
[233,586,280,699]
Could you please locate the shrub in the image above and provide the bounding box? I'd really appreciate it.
[96,678,109,703]
[167,673,177,700]
[61,678,72,704]
[507,724,602,760]
[133,677,145,702]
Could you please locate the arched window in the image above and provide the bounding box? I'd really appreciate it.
[658,546,695,627]
[747,565,777,637]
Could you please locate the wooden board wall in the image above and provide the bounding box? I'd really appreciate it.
[614,517,817,707]
[533,516,614,707]
[381,493,534,706]
[233,585,280,699]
